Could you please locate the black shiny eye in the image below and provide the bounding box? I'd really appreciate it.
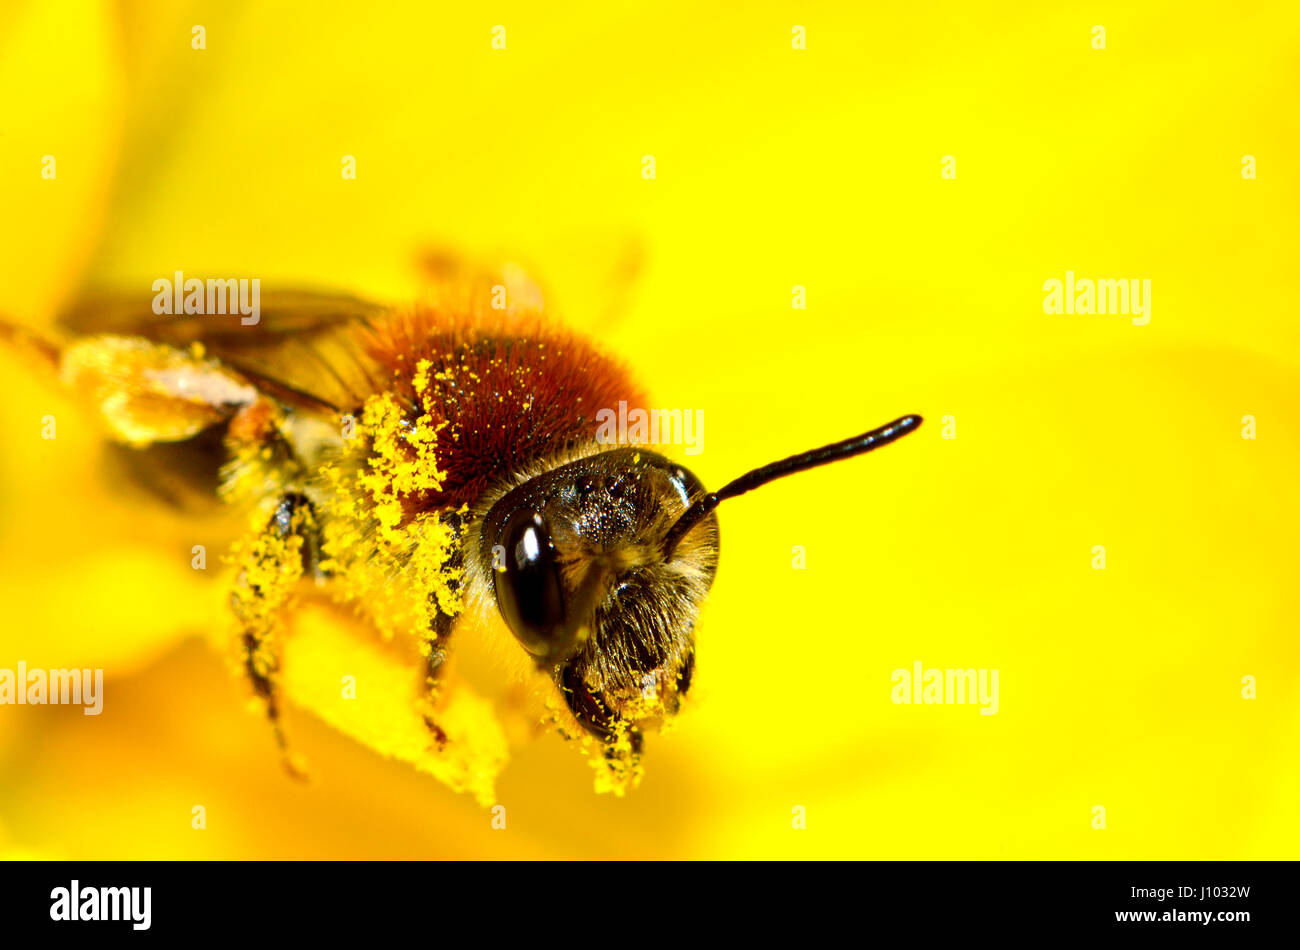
[493,509,567,656]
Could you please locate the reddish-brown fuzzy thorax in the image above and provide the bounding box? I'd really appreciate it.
[361,307,648,513]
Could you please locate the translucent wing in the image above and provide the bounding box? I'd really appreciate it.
[59,289,391,413]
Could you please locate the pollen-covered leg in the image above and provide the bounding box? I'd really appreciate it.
[230,492,318,779]
[60,335,260,446]
[418,511,464,752]
[420,613,454,751]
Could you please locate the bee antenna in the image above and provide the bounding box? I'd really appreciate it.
[660,414,923,558]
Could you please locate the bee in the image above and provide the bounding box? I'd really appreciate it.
[1,275,921,795]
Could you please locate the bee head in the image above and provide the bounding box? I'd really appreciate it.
[479,448,717,743]
[476,414,923,747]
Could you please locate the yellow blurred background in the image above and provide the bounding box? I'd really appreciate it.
[1,0,1297,858]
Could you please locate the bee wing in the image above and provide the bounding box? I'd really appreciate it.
[58,289,391,413]
[413,235,643,335]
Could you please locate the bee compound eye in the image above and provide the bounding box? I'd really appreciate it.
[493,508,567,656]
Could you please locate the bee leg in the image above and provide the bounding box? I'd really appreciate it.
[420,613,454,752]
[230,492,319,780]
[420,511,464,752]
